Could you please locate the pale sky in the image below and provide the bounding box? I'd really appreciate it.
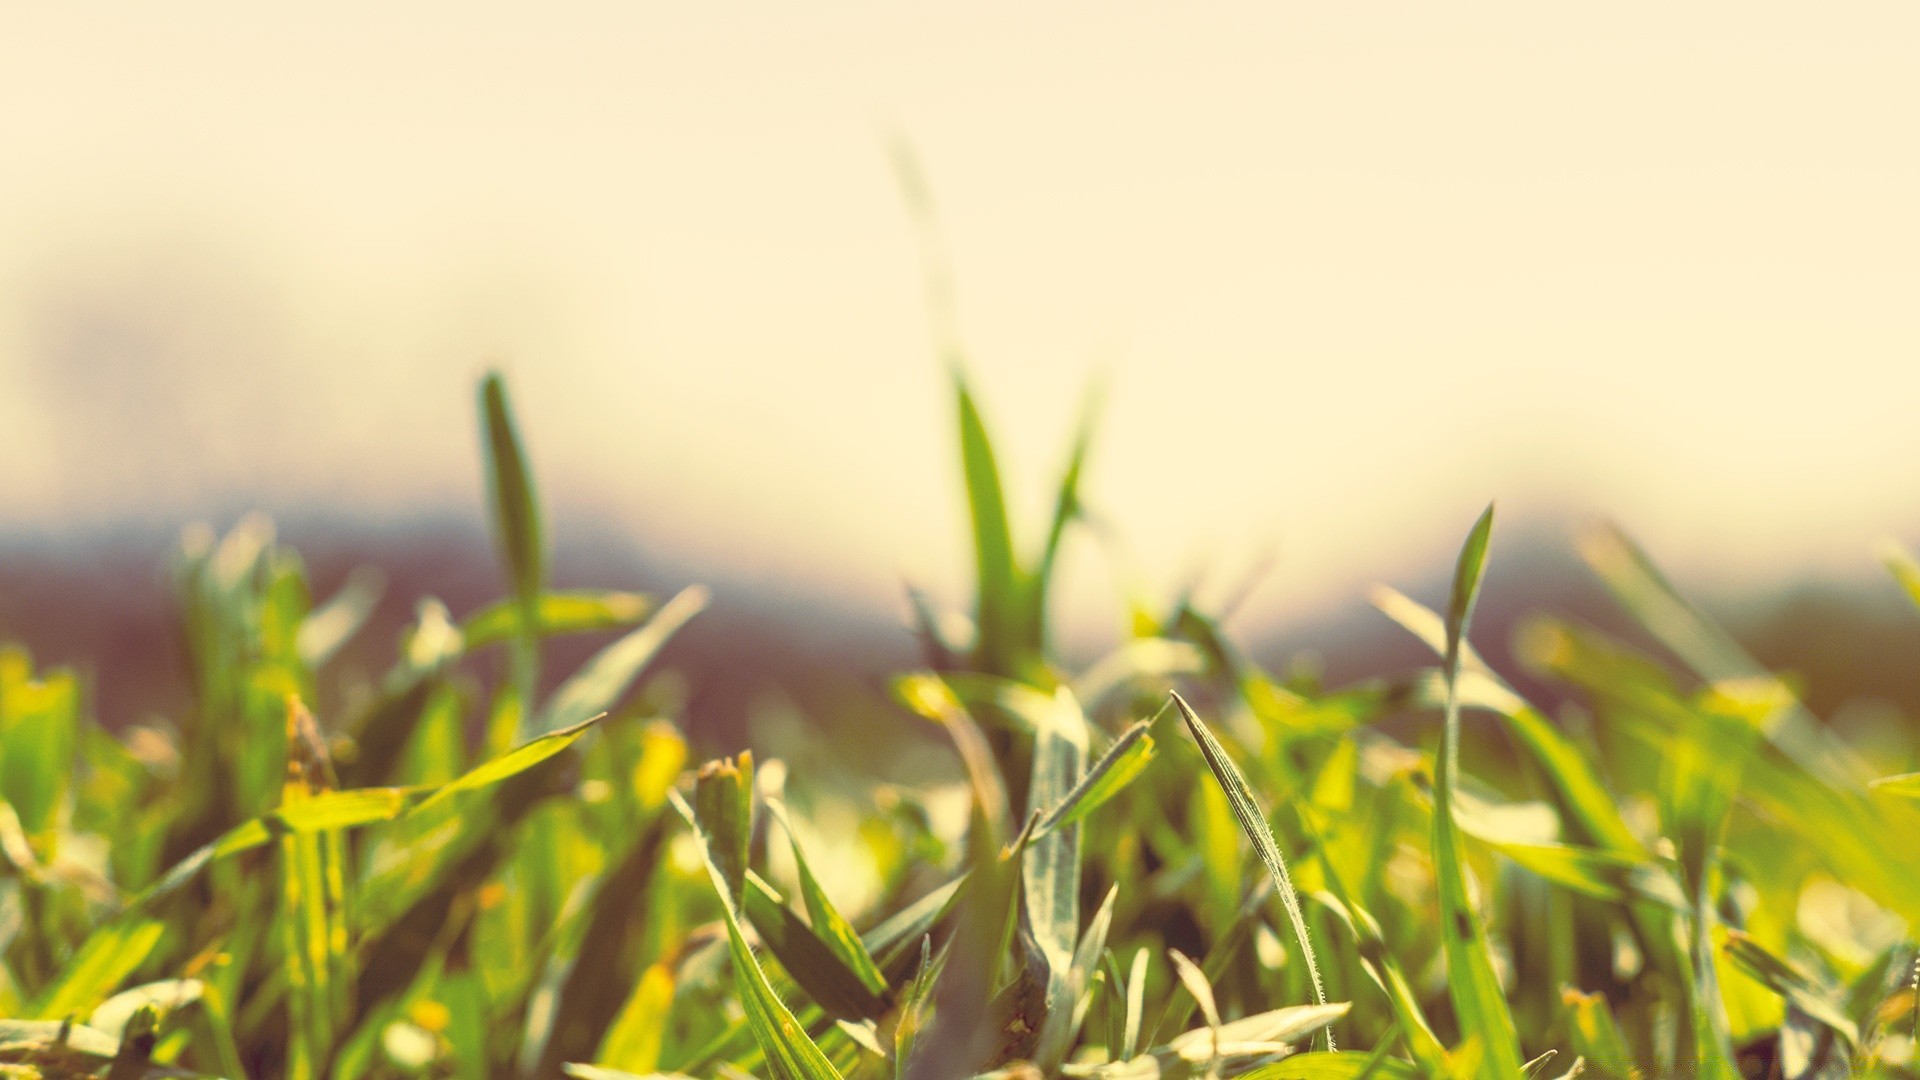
[3,3,1918,626]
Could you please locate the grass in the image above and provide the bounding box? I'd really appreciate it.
[1,367,1919,1079]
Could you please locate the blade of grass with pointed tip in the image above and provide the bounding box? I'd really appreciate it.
[480,370,546,728]
[1169,949,1223,1069]
[538,586,708,737]
[462,590,657,650]
[1372,586,1642,858]
[1120,946,1149,1060]
[1171,691,1334,1052]
[765,801,887,999]
[1036,715,1157,837]
[1431,504,1524,1078]
[742,873,888,1023]
[118,713,606,925]
[954,370,1022,676]
[671,791,844,1080]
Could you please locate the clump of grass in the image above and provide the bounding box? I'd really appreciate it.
[0,365,1917,1079]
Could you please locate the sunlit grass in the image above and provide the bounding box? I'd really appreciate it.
[0,367,1917,1078]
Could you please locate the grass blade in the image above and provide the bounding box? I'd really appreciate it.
[1171,691,1333,1052]
[765,800,888,998]
[1020,687,1090,1052]
[1432,504,1524,1078]
[538,585,708,737]
[1243,1049,1422,1078]
[462,590,657,650]
[1036,714,1158,836]
[954,369,1023,676]
[672,788,844,1080]
[480,370,547,734]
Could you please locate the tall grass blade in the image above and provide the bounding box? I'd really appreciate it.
[954,370,1022,676]
[1171,691,1334,1052]
[480,370,547,734]
[1020,687,1090,1051]
[1431,504,1524,1078]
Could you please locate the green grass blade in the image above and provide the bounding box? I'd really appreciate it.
[954,369,1022,676]
[538,585,708,737]
[1171,691,1333,1051]
[1121,946,1149,1060]
[1036,714,1158,836]
[462,590,657,650]
[1432,504,1524,1078]
[742,873,888,1022]
[480,370,547,731]
[411,710,607,816]
[765,801,888,997]
[672,790,845,1080]
[28,919,167,1021]
[1372,586,1643,857]
[1020,687,1090,1048]
[1242,1049,1422,1079]
[1561,988,1635,1079]
[532,817,673,1076]
[1296,802,1449,1074]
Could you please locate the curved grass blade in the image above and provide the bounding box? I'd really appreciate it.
[1171,690,1333,1052]
[1431,504,1524,1078]
[1034,715,1157,838]
[28,920,167,1022]
[765,801,888,999]
[671,790,844,1080]
[742,873,888,1023]
[1034,882,1118,1071]
[538,586,708,737]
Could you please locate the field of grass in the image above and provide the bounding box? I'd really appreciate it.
[1,368,1917,1079]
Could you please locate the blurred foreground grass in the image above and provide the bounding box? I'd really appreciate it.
[1,370,1918,1079]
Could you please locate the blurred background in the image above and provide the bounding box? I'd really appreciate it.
[4,3,1919,743]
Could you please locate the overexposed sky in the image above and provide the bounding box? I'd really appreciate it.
[3,3,1918,624]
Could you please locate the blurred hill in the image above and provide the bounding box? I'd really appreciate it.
[5,508,1916,750]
